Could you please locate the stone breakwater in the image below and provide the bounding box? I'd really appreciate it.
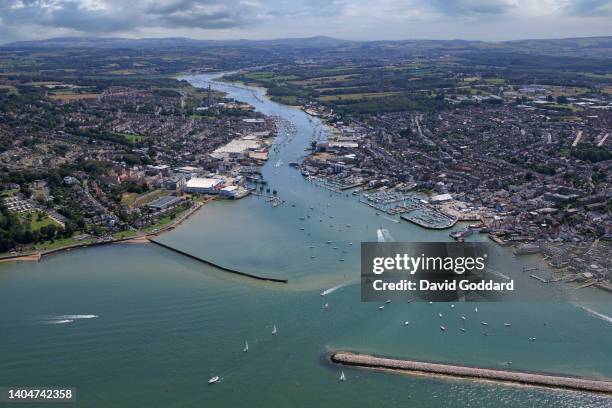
[330,351,612,394]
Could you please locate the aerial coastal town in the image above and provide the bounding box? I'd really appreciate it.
[0,37,610,288]
[299,89,611,286]
[0,77,276,255]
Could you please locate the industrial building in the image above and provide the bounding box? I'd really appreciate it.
[184,178,224,194]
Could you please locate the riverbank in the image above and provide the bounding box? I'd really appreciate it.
[0,198,212,265]
[330,351,612,394]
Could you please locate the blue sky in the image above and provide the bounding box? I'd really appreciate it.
[0,0,611,43]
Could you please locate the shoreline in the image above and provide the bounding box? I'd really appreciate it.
[0,198,211,264]
[330,351,612,395]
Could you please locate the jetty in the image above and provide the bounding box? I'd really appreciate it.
[330,351,612,394]
[148,238,288,283]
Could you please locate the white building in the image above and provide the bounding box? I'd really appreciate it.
[220,185,239,198]
[184,178,223,194]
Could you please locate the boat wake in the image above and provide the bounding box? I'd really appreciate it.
[321,281,350,296]
[58,314,99,320]
[487,268,511,280]
[381,215,400,224]
[40,314,99,325]
[377,228,394,242]
[46,319,74,325]
[574,304,612,324]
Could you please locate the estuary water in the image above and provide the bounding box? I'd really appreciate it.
[0,73,611,407]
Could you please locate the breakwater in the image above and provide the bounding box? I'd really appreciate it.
[330,351,612,394]
[148,238,288,283]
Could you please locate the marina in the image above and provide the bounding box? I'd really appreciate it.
[0,72,610,408]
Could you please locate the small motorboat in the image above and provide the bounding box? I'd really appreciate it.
[208,376,220,385]
[272,325,278,335]
[450,304,455,309]
[385,300,391,304]
[481,321,488,326]
[504,323,512,327]
[529,337,537,341]
[438,313,443,318]
[378,306,385,310]
[324,303,329,310]
[440,326,446,331]
[243,341,249,352]
[460,315,466,320]
[459,328,467,333]
[474,307,478,313]
[404,321,410,326]
[339,371,346,382]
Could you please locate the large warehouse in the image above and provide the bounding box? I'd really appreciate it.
[184,177,224,194]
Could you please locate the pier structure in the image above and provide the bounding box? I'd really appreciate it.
[330,351,612,394]
[148,238,288,283]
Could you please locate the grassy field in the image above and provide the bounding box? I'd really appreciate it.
[318,92,400,102]
[34,236,91,251]
[20,211,62,231]
[0,84,19,95]
[122,189,168,208]
[121,133,145,143]
[48,93,101,101]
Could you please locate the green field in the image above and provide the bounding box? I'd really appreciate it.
[21,211,62,231]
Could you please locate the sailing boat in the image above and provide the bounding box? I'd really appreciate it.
[243,341,249,352]
[339,371,346,381]
[272,325,278,335]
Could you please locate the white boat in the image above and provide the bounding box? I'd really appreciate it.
[438,313,443,318]
[450,304,455,308]
[378,306,385,310]
[385,299,391,304]
[474,307,478,313]
[459,328,467,333]
[440,326,446,331]
[529,337,537,341]
[460,315,466,320]
[324,303,329,309]
[339,371,346,381]
[481,321,488,326]
[272,325,277,335]
[504,322,512,327]
[208,376,220,384]
[404,321,410,326]
[243,341,249,352]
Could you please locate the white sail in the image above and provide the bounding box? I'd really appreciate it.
[340,371,346,381]
[272,325,277,335]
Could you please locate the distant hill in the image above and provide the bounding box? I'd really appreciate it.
[3,36,355,49]
[3,35,612,59]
